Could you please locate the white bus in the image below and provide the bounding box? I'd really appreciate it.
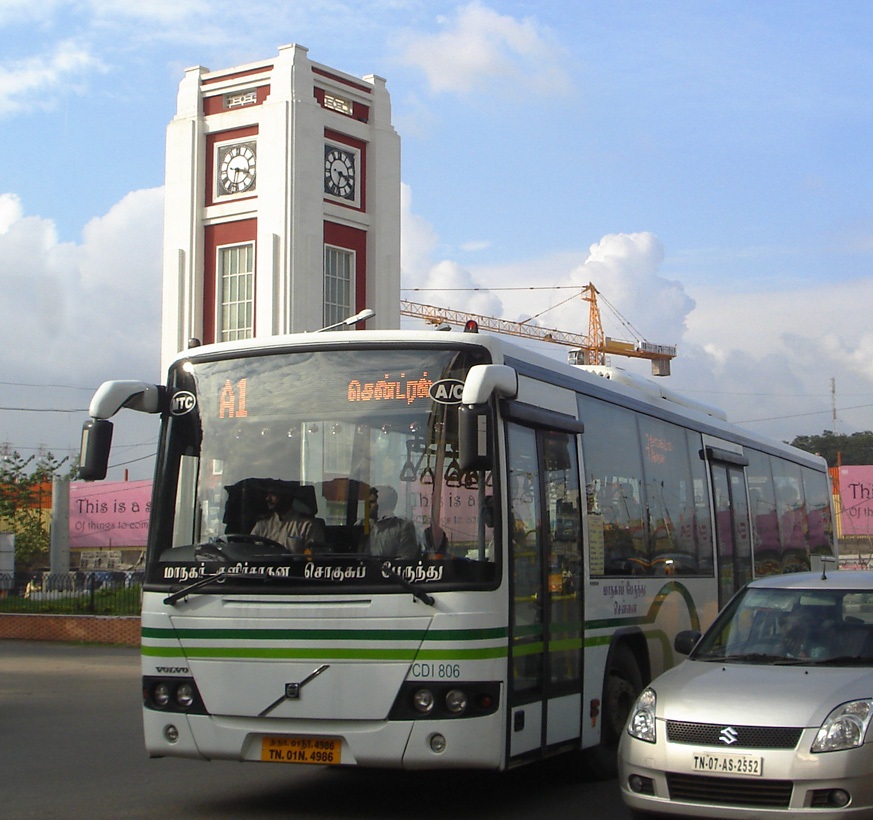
[80,323,834,774]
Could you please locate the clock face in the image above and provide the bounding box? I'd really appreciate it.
[218,142,257,195]
[324,146,356,200]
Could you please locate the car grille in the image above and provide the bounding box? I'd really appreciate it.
[667,773,793,808]
[667,720,802,749]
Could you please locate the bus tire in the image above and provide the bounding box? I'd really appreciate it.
[583,643,643,780]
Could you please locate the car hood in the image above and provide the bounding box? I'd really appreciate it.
[651,660,873,727]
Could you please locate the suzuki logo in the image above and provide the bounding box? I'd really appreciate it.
[719,726,739,745]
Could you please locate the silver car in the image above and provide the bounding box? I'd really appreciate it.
[619,569,873,819]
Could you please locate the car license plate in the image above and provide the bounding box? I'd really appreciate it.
[261,735,342,765]
[692,752,762,776]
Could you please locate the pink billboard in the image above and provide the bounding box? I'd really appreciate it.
[69,480,152,548]
[837,466,873,537]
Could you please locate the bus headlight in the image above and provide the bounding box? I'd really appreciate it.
[813,700,873,752]
[388,681,500,720]
[413,688,435,714]
[143,676,208,715]
[627,687,657,743]
[176,683,195,708]
[154,683,171,707]
[445,689,468,714]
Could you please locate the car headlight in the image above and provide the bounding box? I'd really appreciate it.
[812,700,873,753]
[627,687,657,743]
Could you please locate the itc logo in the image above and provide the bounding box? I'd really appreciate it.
[171,391,197,416]
[719,726,739,745]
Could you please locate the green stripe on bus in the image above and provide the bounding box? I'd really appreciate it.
[142,645,508,661]
[141,626,508,642]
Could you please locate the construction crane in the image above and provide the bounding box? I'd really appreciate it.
[400,282,677,376]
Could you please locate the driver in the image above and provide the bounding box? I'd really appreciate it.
[251,484,325,553]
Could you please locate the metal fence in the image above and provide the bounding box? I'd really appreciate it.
[0,571,143,615]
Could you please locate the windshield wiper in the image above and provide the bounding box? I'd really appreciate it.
[805,655,873,666]
[699,653,785,664]
[379,563,435,607]
[163,571,268,606]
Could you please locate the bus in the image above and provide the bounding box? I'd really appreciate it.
[79,323,834,774]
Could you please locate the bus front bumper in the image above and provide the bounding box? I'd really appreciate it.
[143,709,505,770]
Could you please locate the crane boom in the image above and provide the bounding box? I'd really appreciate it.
[400,285,676,376]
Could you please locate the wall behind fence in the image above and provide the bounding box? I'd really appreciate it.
[0,614,139,646]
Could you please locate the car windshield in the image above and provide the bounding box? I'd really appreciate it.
[145,344,498,592]
[692,585,873,665]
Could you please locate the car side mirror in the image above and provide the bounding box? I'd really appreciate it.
[674,629,701,656]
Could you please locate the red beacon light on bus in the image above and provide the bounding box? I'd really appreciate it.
[463,319,479,333]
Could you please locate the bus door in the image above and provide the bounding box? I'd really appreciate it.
[505,417,584,762]
[704,446,752,608]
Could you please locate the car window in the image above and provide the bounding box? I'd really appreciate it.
[843,593,873,624]
[694,587,873,664]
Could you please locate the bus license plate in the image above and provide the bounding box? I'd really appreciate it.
[261,735,342,765]
[692,752,762,776]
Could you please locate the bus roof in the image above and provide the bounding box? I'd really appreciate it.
[171,327,825,471]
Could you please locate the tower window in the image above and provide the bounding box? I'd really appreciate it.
[218,243,254,341]
[323,245,355,329]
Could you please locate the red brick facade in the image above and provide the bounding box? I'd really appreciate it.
[0,614,139,646]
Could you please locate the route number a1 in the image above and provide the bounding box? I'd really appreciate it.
[219,378,248,419]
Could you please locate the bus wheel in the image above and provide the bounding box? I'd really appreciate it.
[582,643,642,780]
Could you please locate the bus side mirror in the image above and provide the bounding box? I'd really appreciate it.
[459,404,492,472]
[78,419,114,481]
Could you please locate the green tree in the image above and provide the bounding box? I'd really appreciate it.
[789,431,873,468]
[0,450,71,571]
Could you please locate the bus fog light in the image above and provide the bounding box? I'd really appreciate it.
[163,724,180,743]
[445,689,468,714]
[413,688,435,714]
[176,683,195,708]
[154,683,171,707]
[429,733,447,753]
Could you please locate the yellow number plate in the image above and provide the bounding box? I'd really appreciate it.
[261,735,342,765]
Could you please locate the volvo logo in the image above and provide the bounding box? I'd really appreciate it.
[258,664,330,717]
[719,726,739,745]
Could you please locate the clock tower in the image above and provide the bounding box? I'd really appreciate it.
[160,43,401,374]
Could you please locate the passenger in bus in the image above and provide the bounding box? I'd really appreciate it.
[251,484,325,553]
[366,485,420,559]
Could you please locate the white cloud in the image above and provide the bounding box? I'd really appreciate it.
[0,187,163,474]
[397,1,571,97]
[401,182,503,318]
[0,187,162,382]
[399,194,873,440]
[566,232,693,346]
[0,40,105,116]
[400,182,439,283]
[0,192,23,233]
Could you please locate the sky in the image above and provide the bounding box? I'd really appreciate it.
[2,0,873,481]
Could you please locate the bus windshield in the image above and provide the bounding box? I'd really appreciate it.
[146,345,497,592]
